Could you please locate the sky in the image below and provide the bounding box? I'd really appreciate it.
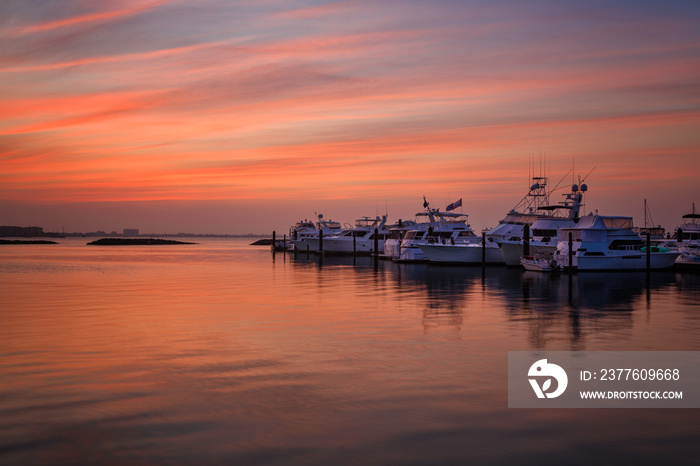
[1,0,699,234]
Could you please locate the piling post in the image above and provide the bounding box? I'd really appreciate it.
[482,232,486,266]
[678,228,683,244]
[568,231,574,274]
[374,228,379,256]
[272,230,276,252]
[646,232,651,271]
[319,229,323,254]
[523,224,530,257]
[353,234,357,255]
[283,234,287,251]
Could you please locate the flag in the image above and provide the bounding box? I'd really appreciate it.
[446,198,462,211]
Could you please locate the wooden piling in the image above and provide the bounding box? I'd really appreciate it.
[523,224,530,257]
[568,231,574,274]
[646,232,651,271]
[374,228,379,256]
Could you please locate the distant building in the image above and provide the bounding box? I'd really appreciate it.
[123,228,140,237]
[0,226,44,237]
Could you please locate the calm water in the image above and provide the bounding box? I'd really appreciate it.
[1,238,699,465]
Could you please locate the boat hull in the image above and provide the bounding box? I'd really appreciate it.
[555,251,680,271]
[305,238,385,254]
[395,246,427,262]
[675,252,700,269]
[419,243,505,264]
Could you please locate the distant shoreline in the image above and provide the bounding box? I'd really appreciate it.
[0,239,58,245]
[87,238,197,246]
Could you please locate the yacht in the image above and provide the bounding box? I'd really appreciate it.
[552,214,680,271]
[499,182,585,266]
[417,175,563,265]
[384,197,477,262]
[675,203,700,243]
[304,216,391,254]
[289,214,343,252]
[673,203,700,269]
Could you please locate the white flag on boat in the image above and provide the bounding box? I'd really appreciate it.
[446,198,462,211]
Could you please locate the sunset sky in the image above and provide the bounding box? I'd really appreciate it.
[1,0,699,234]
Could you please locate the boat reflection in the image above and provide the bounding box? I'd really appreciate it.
[281,249,698,349]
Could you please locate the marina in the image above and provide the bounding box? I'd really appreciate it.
[274,178,698,273]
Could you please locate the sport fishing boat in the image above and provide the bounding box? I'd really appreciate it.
[384,197,477,262]
[499,182,586,266]
[552,214,680,271]
[419,173,578,265]
[304,216,391,254]
[288,214,343,252]
[485,176,552,251]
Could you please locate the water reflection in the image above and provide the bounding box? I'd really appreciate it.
[3,241,700,465]
[284,250,700,350]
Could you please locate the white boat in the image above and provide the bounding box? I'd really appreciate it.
[674,203,700,243]
[552,214,680,271]
[419,176,549,265]
[419,238,504,264]
[673,203,700,269]
[289,214,343,252]
[520,255,561,272]
[304,216,390,254]
[385,197,477,262]
[676,245,700,269]
[499,182,586,266]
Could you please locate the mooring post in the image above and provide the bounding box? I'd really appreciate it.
[482,232,486,266]
[374,228,379,256]
[523,224,530,257]
[272,230,276,252]
[678,228,683,244]
[319,229,323,254]
[646,232,651,271]
[283,234,286,251]
[568,231,574,274]
[353,234,357,255]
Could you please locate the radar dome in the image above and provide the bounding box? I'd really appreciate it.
[581,183,588,192]
[572,184,579,192]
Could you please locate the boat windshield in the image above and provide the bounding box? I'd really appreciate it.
[603,217,633,229]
